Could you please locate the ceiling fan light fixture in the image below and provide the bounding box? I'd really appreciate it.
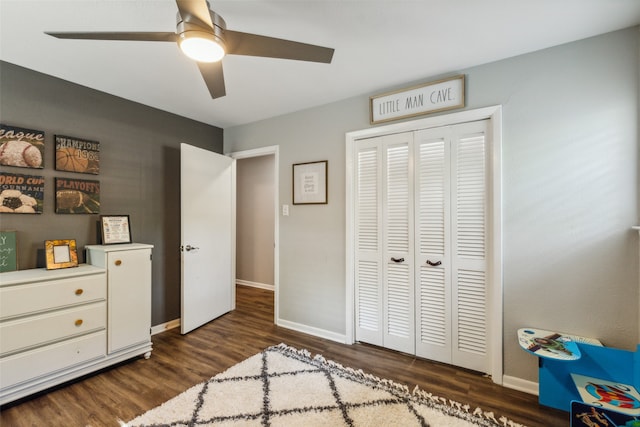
[179,31,225,63]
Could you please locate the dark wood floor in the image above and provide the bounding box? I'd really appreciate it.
[0,285,568,426]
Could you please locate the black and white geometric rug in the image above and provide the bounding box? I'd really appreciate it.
[126,344,526,427]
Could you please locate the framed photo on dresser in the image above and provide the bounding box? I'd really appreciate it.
[100,215,132,244]
[45,239,78,269]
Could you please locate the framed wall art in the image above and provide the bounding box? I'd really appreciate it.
[55,178,100,214]
[0,172,45,214]
[100,215,132,244]
[45,239,78,270]
[55,135,100,175]
[0,124,45,169]
[292,160,328,205]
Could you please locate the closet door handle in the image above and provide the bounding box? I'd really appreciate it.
[390,257,405,263]
[426,260,442,267]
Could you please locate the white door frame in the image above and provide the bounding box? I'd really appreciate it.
[345,105,503,384]
[229,145,280,324]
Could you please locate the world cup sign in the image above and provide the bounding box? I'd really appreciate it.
[0,172,45,214]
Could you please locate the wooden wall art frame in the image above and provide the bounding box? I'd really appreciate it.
[45,239,78,269]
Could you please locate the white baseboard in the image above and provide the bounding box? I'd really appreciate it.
[151,318,181,335]
[277,318,347,344]
[150,315,345,347]
[502,375,538,396]
[236,279,274,291]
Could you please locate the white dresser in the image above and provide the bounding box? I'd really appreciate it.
[0,243,153,405]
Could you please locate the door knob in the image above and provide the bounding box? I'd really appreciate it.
[182,245,200,252]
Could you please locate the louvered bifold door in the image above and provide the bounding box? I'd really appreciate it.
[382,133,415,354]
[355,139,383,346]
[414,127,452,363]
[450,120,490,373]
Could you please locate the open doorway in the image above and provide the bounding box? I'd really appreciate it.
[236,155,275,290]
[230,146,279,323]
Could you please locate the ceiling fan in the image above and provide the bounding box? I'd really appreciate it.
[45,0,334,99]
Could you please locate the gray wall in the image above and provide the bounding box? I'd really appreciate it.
[236,155,275,286]
[0,61,223,326]
[225,27,639,382]
[227,99,354,334]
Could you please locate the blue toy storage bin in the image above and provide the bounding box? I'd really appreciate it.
[540,343,639,412]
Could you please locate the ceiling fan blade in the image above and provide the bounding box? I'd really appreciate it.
[176,0,214,29]
[45,32,177,42]
[197,61,226,99]
[225,30,334,63]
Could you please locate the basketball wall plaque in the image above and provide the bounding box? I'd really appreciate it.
[55,135,100,175]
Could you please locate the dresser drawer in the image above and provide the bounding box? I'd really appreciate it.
[0,273,106,320]
[0,302,106,356]
[0,331,106,389]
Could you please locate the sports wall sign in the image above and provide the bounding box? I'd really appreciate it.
[55,135,100,175]
[0,124,45,169]
[0,172,45,214]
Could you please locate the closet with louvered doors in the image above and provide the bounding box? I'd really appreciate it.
[414,120,490,373]
[354,120,490,374]
[355,131,415,355]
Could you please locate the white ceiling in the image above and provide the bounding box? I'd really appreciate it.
[2,1,640,129]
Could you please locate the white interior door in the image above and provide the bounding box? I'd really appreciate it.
[180,143,235,334]
[347,106,503,383]
[353,121,490,373]
[354,132,415,355]
[382,133,415,354]
[354,139,383,346]
[449,121,489,373]
[415,120,490,373]
[414,127,452,364]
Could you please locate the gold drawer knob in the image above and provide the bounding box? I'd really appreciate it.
[75,319,83,327]
[114,260,122,266]
[75,289,84,296]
